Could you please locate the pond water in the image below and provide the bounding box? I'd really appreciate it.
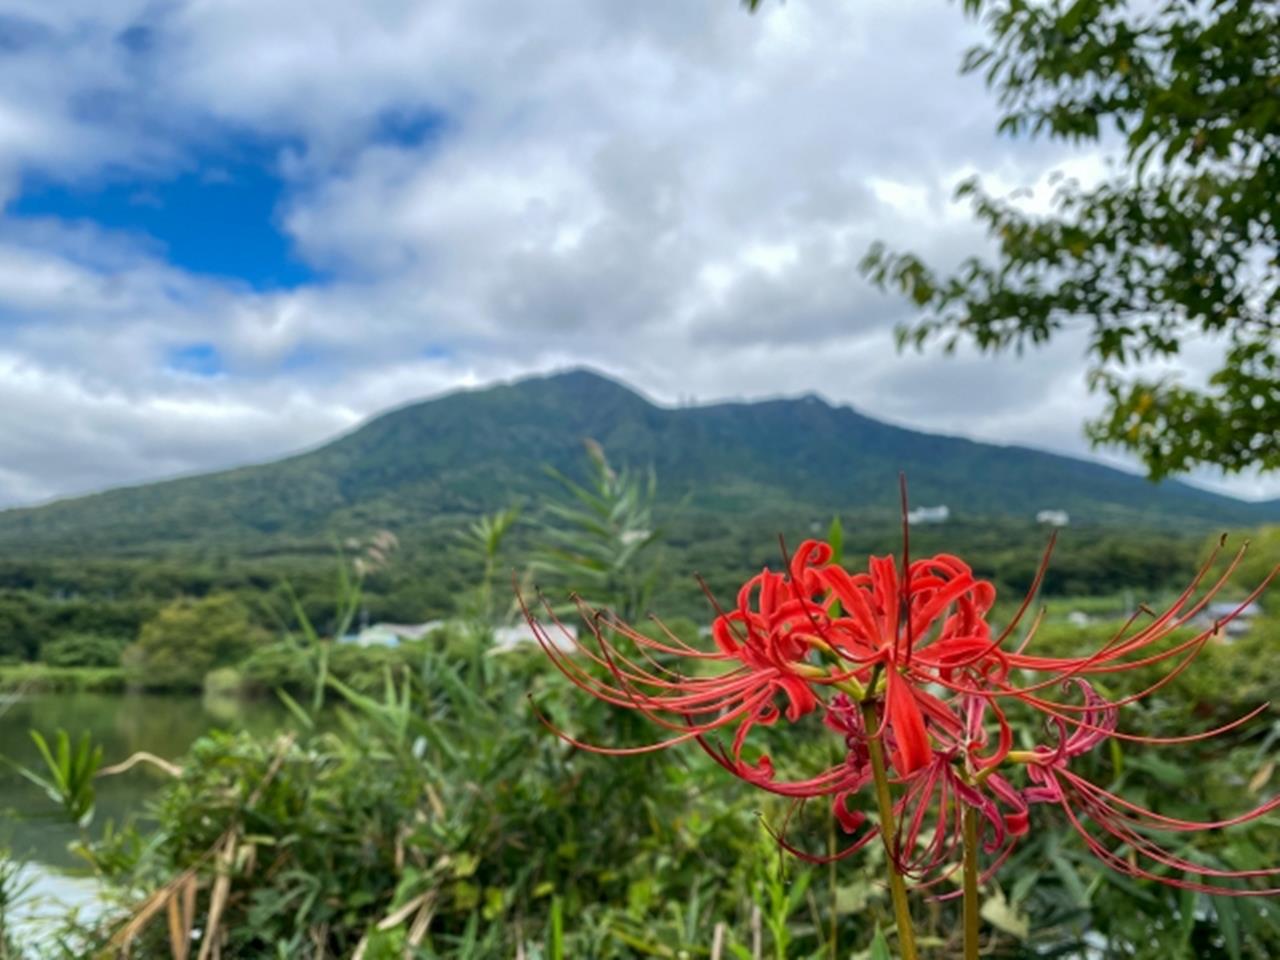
[0,691,284,931]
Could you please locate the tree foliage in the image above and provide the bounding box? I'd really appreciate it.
[38,632,127,668]
[123,594,269,690]
[863,0,1279,479]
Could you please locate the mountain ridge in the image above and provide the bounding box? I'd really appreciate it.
[0,367,1274,556]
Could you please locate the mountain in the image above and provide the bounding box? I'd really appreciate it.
[0,369,1275,556]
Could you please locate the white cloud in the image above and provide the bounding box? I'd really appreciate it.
[0,0,1275,508]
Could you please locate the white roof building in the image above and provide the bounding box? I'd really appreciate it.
[494,622,578,652]
[907,505,950,525]
[1195,600,1262,639]
[342,619,580,652]
[347,621,445,647]
[1036,510,1070,527]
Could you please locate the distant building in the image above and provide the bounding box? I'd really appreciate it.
[341,619,580,652]
[346,621,444,647]
[907,505,950,525]
[1195,601,1262,640]
[494,622,577,652]
[1036,510,1070,527]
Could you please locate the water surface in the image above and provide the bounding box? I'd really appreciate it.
[0,691,281,882]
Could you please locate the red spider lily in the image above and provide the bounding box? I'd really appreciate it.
[904,537,1280,895]
[521,540,1004,868]
[889,694,1028,887]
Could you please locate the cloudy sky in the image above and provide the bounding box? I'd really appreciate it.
[0,0,1273,509]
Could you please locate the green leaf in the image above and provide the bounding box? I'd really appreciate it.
[868,926,892,960]
[21,729,101,827]
[1177,886,1198,953]
[549,894,565,960]
[275,688,315,731]
[827,516,844,565]
[1212,895,1241,960]
[1050,852,1091,908]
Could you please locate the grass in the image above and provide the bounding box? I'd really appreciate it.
[0,664,126,694]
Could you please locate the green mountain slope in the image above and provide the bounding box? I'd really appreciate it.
[0,369,1274,556]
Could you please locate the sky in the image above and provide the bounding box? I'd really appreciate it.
[0,0,1274,509]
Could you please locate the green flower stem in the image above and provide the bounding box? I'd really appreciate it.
[963,805,981,960]
[862,700,918,960]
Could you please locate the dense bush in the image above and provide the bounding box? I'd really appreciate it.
[64,636,796,957]
[0,592,42,662]
[235,641,311,692]
[38,632,128,668]
[122,594,269,690]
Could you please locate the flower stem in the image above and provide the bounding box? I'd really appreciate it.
[963,805,980,960]
[862,700,918,960]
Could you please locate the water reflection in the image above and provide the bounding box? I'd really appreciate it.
[8,864,101,949]
[0,691,281,869]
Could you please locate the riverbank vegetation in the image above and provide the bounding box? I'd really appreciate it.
[0,664,125,695]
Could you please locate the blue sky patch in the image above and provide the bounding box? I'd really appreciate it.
[167,343,224,377]
[117,23,154,55]
[0,14,52,52]
[7,135,320,291]
[374,107,446,150]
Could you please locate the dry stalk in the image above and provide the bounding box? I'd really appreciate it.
[107,733,298,958]
[99,751,183,779]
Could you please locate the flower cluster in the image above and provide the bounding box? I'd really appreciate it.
[526,534,1278,895]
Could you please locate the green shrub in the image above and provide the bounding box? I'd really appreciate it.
[327,641,427,690]
[68,646,779,958]
[39,632,128,668]
[123,594,269,691]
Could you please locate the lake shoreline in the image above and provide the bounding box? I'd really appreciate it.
[0,665,126,695]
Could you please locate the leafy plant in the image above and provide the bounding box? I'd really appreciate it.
[533,440,664,622]
[456,505,522,625]
[10,730,103,829]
